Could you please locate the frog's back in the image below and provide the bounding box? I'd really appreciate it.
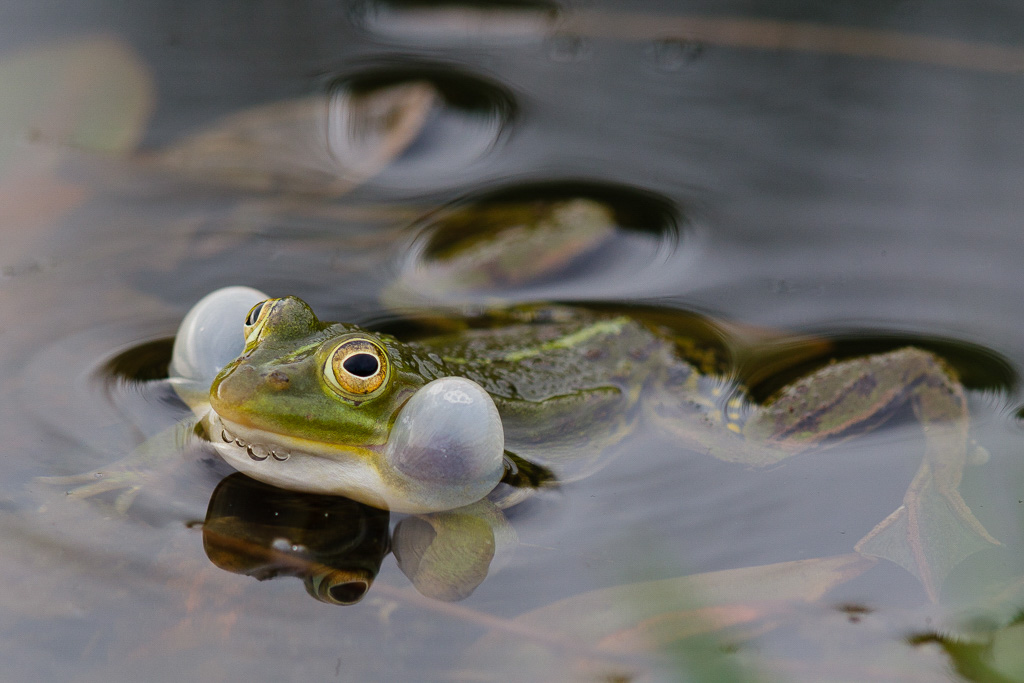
[409,308,679,478]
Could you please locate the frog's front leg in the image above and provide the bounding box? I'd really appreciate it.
[37,416,202,513]
[742,347,998,599]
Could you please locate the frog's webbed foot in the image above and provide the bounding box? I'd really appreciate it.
[37,417,202,513]
[747,347,999,599]
[38,469,146,513]
[853,351,1000,600]
[855,453,999,601]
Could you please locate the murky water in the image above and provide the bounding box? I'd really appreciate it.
[2,2,1024,681]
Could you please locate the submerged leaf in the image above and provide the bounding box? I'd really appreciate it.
[0,37,154,171]
[908,613,1024,683]
[154,81,437,195]
[463,554,875,682]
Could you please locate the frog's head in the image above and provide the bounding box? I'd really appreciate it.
[205,295,505,513]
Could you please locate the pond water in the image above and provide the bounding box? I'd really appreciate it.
[2,2,1024,681]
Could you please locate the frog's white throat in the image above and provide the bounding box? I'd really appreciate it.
[204,411,393,509]
[202,376,506,514]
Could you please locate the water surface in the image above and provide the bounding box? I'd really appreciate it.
[2,2,1024,681]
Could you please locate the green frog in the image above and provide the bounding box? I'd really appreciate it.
[49,283,998,600]
[138,282,994,599]
[46,195,1000,601]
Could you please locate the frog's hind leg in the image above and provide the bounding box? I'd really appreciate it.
[746,346,997,599]
[852,349,999,600]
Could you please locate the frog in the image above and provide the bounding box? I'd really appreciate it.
[102,280,988,600]
[43,186,1001,601]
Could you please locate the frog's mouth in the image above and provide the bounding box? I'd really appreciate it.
[204,410,391,508]
[203,376,506,513]
[211,412,294,463]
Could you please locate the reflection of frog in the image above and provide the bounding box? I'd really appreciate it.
[201,472,505,604]
[202,473,391,606]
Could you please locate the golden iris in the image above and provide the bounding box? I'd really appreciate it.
[326,338,388,397]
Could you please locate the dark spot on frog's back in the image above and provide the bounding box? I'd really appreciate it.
[629,346,650,362]
[266,370,291,390]
[850,373,878,396]
[663,363,693,389]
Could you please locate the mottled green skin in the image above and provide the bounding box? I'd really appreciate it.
[211,297,964,482]
[56,292,997,598]
[212,300,691,480]
[406,312,669,477]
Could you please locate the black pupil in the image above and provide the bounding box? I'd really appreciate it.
[343,353,379,378]
[245,301,266,326]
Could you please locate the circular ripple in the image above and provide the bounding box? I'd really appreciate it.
[328,65,516,188]
[352,1,559,42]
[384,180,692,308]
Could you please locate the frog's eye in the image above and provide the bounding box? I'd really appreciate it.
[326,338,389,397]
[243,299,275,344]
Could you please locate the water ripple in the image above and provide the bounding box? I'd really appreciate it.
[383,180,695,309]
[328,64,517,189]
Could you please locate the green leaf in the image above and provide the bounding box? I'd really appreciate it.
[0,38,154,172]
[463,554,875,682]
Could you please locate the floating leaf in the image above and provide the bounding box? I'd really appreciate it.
[908,612,1024,683]
[153,81,437,195]
[0,37,154,172]
[463,554,874,682]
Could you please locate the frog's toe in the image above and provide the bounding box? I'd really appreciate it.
[35,471,102,487]
[855,481,999,600]
[113,485,143,514]
[383,377,505,512]
[37,469,145,506]
[968,440,991,466]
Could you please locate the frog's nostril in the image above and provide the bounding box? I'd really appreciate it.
[212,364,260,405]
[265,370,290,390]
